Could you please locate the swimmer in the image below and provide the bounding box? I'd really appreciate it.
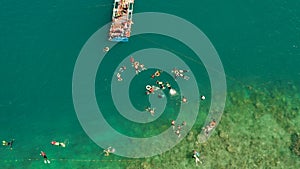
[171,120,175,130]
[165,82,172,90]
[172,68,190,80]
[119,66,126,72]
[182,96,187,103]
[145,107,155,116]
[140,64,147,71]
[51,141,66,147]
[133,61,140,74]
[175,129,181,137]
[103,47,110,52]
[130,56,134,63]
[156,80,165,89]
[158,93,165,98]
[183,75,190,80]
[203,120,216,136]
[40,151,50,164]
[193,150,202,165]
[179,69,189,73]
[2,139,14,150]
[104,146,115,156]
[117,72,123,81]
[145,85,155,95]
[209,119,216,128]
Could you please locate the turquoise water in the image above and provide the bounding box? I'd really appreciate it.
[0,0,300,168]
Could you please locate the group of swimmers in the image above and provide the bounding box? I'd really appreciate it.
[130,56,147,74]
[111,55,209,166]
[2,139,67,164]
[171,68,190,80]
[41,140,67,164]
[171,120,187,138]
[115,56,147,81]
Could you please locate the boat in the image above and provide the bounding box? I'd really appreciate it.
[108,0,134,42]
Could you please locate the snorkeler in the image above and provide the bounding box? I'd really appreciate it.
[117,72,123,81]
[140,64,147,71]
[165,82,172,90]
[133,61,140,74]
[145,107,155,116]
[171,120,175,130]
[172,68,190,80]
[40,151,50,164]
[103,47,110,52]
[175,129,181,138]
[156,80,165,90]
[193,150,202,165]
[104,146,115,156]
[119,66,126,72]
[182,96,188,103]
[2,139,14,150]
[51,140,66,147]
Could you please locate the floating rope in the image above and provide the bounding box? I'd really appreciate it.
[0,158,142,163]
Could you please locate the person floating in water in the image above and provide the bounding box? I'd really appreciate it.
[116,72,123,81]
[182,96,188,103]
[171,120,175,130]
[51,140,66,147]
[2,139,14,150]
[103,146,115,156]
[145,107,155,116]
[40,151,50,164]
[103,46,110,52]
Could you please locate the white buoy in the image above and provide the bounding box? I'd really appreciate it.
[201,95,205,100]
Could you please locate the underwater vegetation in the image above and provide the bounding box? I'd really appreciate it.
[124,80,300,169]
[290,132,300,157]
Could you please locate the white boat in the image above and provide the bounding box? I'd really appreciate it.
[108,0,134,42]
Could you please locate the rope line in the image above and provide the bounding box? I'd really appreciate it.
[0,158,142,163]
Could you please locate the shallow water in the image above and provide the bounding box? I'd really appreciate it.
[0,0,300,168]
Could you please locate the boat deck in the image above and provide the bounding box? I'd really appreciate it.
[108,0,134,42]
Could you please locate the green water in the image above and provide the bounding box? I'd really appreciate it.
[1,0,300,168]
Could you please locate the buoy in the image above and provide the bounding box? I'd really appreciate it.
[146,85,151,91]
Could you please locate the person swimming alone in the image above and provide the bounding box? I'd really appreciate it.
[2,139,14,150]
[40,151,50,164]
